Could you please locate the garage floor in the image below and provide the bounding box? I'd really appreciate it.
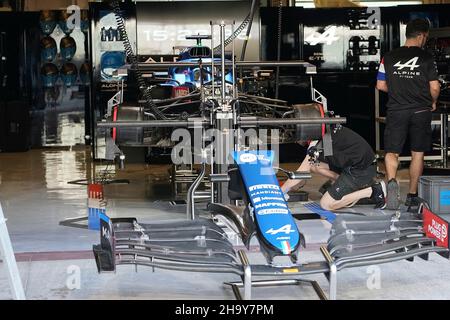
[1,147,450,300]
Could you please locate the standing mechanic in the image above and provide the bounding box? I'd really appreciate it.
[281,125,386,211]
[376,18,440,209]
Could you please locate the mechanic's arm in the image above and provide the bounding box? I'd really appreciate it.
[376,80,388,93]
[430,80,440,111]
[281,156,310,194]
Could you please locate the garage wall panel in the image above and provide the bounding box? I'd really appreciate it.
[136,1,260,60]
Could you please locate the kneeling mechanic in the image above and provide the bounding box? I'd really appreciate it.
[281,125,386,211]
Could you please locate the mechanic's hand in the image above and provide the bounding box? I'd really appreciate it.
[284,192,290,202]
[431,102,437,112]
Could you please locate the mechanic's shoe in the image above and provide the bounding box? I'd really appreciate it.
[372,181,387,209]
[386,179,401,210]
[319,180,333,195]
[405,193,420,207]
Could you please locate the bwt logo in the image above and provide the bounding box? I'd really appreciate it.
[394,57,420,71]
[240,153,257,163]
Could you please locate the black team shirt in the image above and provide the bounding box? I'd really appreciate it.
[377,46,439,111]
[318,126,375,172]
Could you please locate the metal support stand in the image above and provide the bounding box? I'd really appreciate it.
[328,264,337,300]
[242,250,252,300]
[223,250,327,300]
[0,203,26,300]
[187,162,207,220]
[224,278,327,301]
[216,116,234,204]
[320,246,337,300]
[210,20,236,206]
[171,164,202,197]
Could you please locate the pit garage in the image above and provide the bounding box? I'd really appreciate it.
[1,0,450,306]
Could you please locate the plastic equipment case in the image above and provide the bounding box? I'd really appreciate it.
[419,176,450,214]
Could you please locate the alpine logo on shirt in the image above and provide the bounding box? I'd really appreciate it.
[393,57,421,78]
[376,46,439,110]
[394,57,420,70]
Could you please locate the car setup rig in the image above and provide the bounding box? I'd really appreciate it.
[87,3,450,300]
[96,0,320,164]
